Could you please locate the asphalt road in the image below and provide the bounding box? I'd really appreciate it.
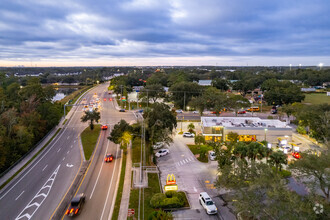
[62,84,136,220]
[0,83,136,220]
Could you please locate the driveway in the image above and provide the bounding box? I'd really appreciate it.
[156,134,236,220]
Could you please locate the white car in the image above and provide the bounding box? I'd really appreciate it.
[279,146,292,153]
[209,151,216,161]
[192,111,199,114]
[175,109,183,113]
[155,149,169,157]
[199,192,217,215]
[152,142,165,150]
[183,132,195,137]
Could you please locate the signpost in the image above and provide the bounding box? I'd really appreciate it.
[164,174,178,192]
[128,208,135,217]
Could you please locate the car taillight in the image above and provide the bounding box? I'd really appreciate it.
[65,209,69,215]
[75,208,79,214]
[110,157,113,161]
[104,158,107,161]
[70,208,74,213]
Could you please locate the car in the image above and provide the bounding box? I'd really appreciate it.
[101,125,108,130]
[153,142,165,150]
[109,98,112,101]
[271,106,277,114]
[104,153,114,162]
[211,111,221,114]
[103,98,107,101]
[237,110,246,114]
[199,192,217,215]
[65,193,86,216]
[183,132,195,137]
[119,109,126,112]
[192,111,199,114]
[136,109,143,113]
[292,152,301,159]
[175,109,183,113]
[155,149,169,157]
[209,151,216,161]
[279,146,292,153]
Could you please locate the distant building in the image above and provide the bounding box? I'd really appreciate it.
[198,80,212,86]
[301,88,316,92]
[201,117,292,143]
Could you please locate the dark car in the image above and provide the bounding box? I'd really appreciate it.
[65,193,85,216]
[119,109,126,112]
[271,106,277,114]
[104,153,114,162]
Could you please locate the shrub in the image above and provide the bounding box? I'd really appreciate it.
[199,149,207,161]
[271,167,292,178]
[148,210,173,220]
[267,115,273,119]
[150,193,166,208]
[162,197,184,208]
[296,125,307,135]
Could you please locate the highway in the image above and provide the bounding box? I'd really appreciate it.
[0,83,135,220]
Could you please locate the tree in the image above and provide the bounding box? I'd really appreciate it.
[188,96,206,115]
[119,131,132,149]
[108,119,132,144]
[227,95,250,116]
[268,151,287,171]
[187,123,195,134]
[211,78,229,91]
[194,134,205,145]
[169,82,201,109]
[139,84,165,103]
[289,151,330,200]
[80,110,100,130]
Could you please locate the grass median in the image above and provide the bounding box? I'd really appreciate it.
[128,173,161,220]
[0,128,62,190]
[111,150,127,220]
[80,124,101,160]
[187,144,213,163]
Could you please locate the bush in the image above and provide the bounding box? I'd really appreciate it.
[162,197,184,208]
[148,210,173,220]
[271,167,292,178]
[199,149,207,161]
[296,125,307,135]
[267,115,273,119]
[150,193,166,208]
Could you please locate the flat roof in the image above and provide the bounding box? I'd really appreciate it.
[201,117,291,129]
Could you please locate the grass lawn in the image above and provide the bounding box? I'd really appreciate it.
[303,93,330,105]
[187,144,213,163]
[80,124,101,160]
[111,150,127,220]
[128,173,161,220]
[132,137,152,165]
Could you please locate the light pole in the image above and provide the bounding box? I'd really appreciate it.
[264,128,268,142]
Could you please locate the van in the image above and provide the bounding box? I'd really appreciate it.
[199,192,217,215]
[247,106,260,112]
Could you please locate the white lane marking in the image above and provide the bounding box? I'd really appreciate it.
[70,145,73,148]
[180,161,183,165]
[182,160,186,164]
[67,136,70,140]
[188,158,192,161]
[100,143,120,220]
[42,165,48,171]
[15,165,60,220]
[90,140,110,199]
[194,187,197,192]
[15,191,25,201]
[67,151,70,154]
[57,148,61,153]
[62,157,65,161]
[185,159,189,163]
[0,127,67,200]
[74,140,76,143]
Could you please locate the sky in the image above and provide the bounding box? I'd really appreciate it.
[0,0,329,67]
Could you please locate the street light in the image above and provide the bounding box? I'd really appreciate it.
[264,128,268,141]
[319,63,324,70]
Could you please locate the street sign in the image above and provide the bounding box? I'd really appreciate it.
[128,209,135,216]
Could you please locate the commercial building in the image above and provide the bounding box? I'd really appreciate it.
[201,117,292,143]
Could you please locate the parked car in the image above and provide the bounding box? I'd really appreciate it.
[183,132,195,137]
[292,152,301,159]
[199,192,217,215]
[65,193,86,216]
[175,109,183,113]
[119,109,126,112]
[155,149,169,157]
[271,106,277,114]
[209,151,216,161]
[153,142,165,150]
[136,109,143,113]
[279,146,292,153]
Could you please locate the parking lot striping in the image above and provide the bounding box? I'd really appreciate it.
[67,136,70,140]
[74,140,76,143]
[89,140,110,199]
[57,148,61,153]
[70,145,73,148]
[0,127,67,200]
[62,157,65,161]
[15,165,60,220]
[42,165,48,171]
[15,191,25,201]
[67,151,70,154]
[100,143,120,220]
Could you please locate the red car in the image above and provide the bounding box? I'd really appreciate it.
[237,110,246,114]
[292,152,301,159]
[211,111,221,114]
[101,125,108,130]
[109,98,112,101]
[104,154,113,162]
[104,98,106,101]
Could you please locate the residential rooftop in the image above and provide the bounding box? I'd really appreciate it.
[201,117,290,129]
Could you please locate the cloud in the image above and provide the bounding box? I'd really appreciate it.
[0,0,329,66]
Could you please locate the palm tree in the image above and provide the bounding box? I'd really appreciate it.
[269,151,287,172]
[81,110,100,130]
[187,123,195,134]
[233,142,248,161]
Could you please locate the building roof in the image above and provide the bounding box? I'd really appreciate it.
[201,117,290,129]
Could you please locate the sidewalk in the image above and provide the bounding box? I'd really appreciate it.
[118,146,132,220]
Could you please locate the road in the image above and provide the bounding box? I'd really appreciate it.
[0,83,135,220]
[63,85,136,220]
[156,134,236,220]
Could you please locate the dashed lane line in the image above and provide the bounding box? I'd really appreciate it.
[42,165,48,172]
[15,191,25,201]
[57,148,61,153]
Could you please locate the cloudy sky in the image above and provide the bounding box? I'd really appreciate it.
[1,0,329,67]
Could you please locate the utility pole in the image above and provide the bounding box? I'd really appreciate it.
[147,90,149,108]
[183,91,186,111]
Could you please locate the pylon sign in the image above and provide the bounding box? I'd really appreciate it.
[164,174,178,191]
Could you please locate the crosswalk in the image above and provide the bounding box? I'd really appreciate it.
[175,156,195,167]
